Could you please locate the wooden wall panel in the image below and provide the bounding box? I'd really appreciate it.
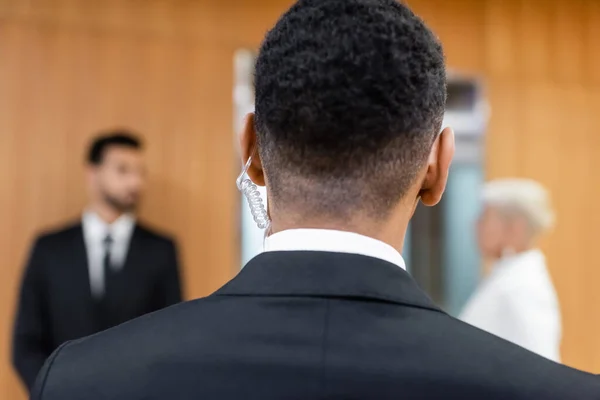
[0,2,253,397]
[588,2,600,85]
[1,0,599,398]
[481,0,521,78]
[478,0,600,371]
[519,0,552,82]
[484,80,524,177]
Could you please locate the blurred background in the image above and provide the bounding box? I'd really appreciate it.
[0,0,599,398]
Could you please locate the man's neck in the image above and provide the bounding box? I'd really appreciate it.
[269,214,409,256]
[88,202,124,224]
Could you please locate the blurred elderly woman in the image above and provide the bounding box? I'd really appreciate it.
[459,178,561,362]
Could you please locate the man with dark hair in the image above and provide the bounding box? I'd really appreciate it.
[13,130,182,393]
[31,1,599,399]
[87,132,142,165]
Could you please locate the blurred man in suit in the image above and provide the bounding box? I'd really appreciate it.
[31,1,600,399]
[13,131,182,392]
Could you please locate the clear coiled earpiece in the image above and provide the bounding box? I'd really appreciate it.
[236,156,270,230]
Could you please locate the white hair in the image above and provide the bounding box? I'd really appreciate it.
[482,178,555,234]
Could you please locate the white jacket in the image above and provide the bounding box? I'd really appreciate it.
[459,249,562,362]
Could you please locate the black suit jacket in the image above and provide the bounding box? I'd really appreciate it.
[31,252,600,399]
[13,222,183,392]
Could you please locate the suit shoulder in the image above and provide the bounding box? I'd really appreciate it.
[88,297,218,349]
[431,314,600,394]
[37,297,219,397]
[33,221,81,247]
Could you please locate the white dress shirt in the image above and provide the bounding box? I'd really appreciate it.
[263,229,406,270]
[82,211,136,298]
[459,249,562,362]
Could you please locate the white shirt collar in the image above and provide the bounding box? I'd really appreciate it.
[495,248,544,267]
[82,211,135,240]
[81,211,136,298]
[263,229,406,270]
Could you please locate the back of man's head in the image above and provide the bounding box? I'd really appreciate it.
[253,0,446,221]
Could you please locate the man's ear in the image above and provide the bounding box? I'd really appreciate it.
[418,127,455,206]
[86,165,97,186]
[85,164,101,197]
[239,113,266,186]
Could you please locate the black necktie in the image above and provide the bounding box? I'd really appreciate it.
[103,234,114,296]
[95,234,115,331]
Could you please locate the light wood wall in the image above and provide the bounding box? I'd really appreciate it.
[0,0,599,398]
[411,0,600,373]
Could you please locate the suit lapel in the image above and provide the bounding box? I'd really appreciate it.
[69,225,98,329]
[122,225,143,275]
[102,226,144,319]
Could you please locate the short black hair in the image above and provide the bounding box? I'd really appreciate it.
[254,0,446,219]
[87,130,143,165]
